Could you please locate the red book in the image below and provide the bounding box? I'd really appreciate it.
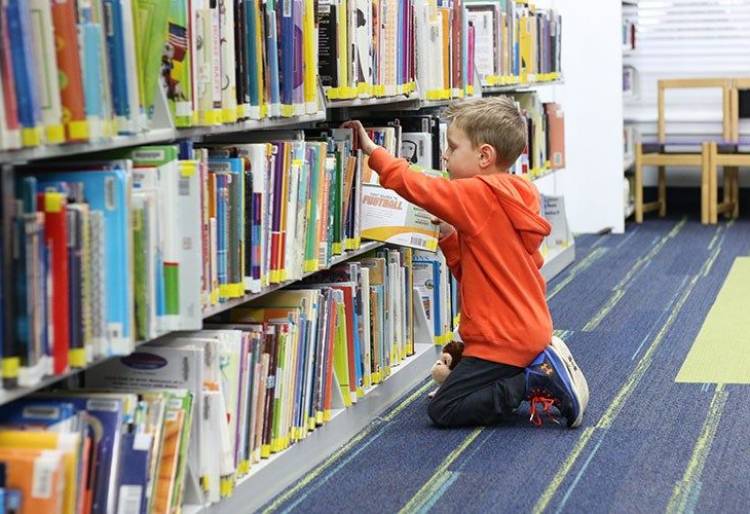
[323,294,338,414]
[452,0,463,90]
[38,192,70,374]
[0,7,19,134]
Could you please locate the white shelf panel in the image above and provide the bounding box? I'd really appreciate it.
[187,342,440,514]
[482,79,564,95]
[624,155,635,171]
[542,243,576,282]
[0,113,326,165]
[202,241,386,318]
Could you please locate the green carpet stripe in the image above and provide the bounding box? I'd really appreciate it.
[583,218,689,332]
[676,257,750,384]
[398,428,483,514]
[666,385,728,514]
[547,247,608,300]
[533,244,717,514]
[263,380,433,513]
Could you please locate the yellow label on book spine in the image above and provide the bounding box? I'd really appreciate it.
[67,120,89,140]
[210,288,220,305]
[323,409,331,422]
[373,370,381,384]
[238,461,250,475]
[304,260,319,273]
[21,127,42,147]
[220,477,233,497]
[356,387,364,398]
[69,348,86,368]
[332,242,342,255]
[316,411,323,425]
[281,105,295,117]
[46,124,65,144]
[357,82,373,96]
[308,417,316,431]
[2,357,19,379]
[261,445,271,458]
[201,476,210,492]
[373,85,386,97]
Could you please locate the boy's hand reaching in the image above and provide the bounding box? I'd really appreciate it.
[432,217,456,239]
[341,120,379,156]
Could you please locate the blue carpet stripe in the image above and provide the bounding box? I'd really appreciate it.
[267,219,750,514]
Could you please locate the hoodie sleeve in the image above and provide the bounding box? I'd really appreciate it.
[438,231,462,281]
[368,148,496,236]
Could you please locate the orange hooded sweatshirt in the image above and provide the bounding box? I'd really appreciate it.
[369,148,553,367]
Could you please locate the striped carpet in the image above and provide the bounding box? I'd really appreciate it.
[262,217,750,514]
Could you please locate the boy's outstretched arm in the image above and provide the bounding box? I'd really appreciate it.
[341,120,493,237]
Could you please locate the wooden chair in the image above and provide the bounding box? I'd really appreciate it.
[634,78,733,224]
[704,77,750,223]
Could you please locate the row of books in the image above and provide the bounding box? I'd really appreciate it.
[0,0,564,153]
[321,0,479,101]
[466,0,562,87]
[0,0,322,152]
[0,243,456,514]
[0,388,195,514]
[1,119,453,389]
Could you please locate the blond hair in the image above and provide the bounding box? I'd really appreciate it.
[445,96,527,168]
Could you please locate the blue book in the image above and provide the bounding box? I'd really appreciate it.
[293,312,307,433]
[103,0,130,122]
[265,3,281,114]
[292,0,304,108]
[6,0,41,141]
[0,399,78,431]
[216,173,228,293]
[81,21,105,125]
[278,0,294,111]
[209,158,245,290]
[31,163,134,354]
[245,0,262,113]
[117,431,152,514]
[30,394,126,514]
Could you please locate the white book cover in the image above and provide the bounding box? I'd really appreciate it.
[28,0,63,143]
[354,0,373,92]
[120,0,145,132]
[401,133,433,168]
[219,0,237,121]
[466,9,496,81]
[360,183,439,252]
[238,144,268,293]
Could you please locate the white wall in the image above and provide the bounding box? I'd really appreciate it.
[535,0,625,234]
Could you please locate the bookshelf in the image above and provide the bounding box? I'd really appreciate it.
[0,2,575,513]
[184,341,440,514]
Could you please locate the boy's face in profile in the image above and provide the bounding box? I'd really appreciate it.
[442,125,483,180]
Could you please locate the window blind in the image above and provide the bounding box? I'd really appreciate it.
[624,0,750,140]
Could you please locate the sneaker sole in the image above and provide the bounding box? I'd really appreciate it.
[550,336,590,417]
[544,346,585,428]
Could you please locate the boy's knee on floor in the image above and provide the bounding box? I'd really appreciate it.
[427,399,448,427]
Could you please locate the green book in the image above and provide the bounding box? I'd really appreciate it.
[134,0,171,117]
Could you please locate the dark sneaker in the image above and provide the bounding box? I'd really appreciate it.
[525,346,585,428]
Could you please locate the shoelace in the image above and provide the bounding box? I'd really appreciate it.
[528,395,561,427]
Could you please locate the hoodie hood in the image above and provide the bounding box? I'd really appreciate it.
[478,174,551,265]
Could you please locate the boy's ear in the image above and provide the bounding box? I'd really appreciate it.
[478,143,497,169]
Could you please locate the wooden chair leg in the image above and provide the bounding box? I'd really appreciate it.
[709,143,718,224]
[635,144,644,223]
[701,142,709,224]
[658,165,667,217]
[731,167,740,219]
[723,165,732,219]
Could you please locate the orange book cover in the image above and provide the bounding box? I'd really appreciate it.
[544,103,566,169]
[150,408,185,514]
[439,9,450,90]
[0,448,65,514]
[50,0,87,141]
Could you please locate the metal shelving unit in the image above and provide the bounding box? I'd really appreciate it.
[0,74,576,513]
